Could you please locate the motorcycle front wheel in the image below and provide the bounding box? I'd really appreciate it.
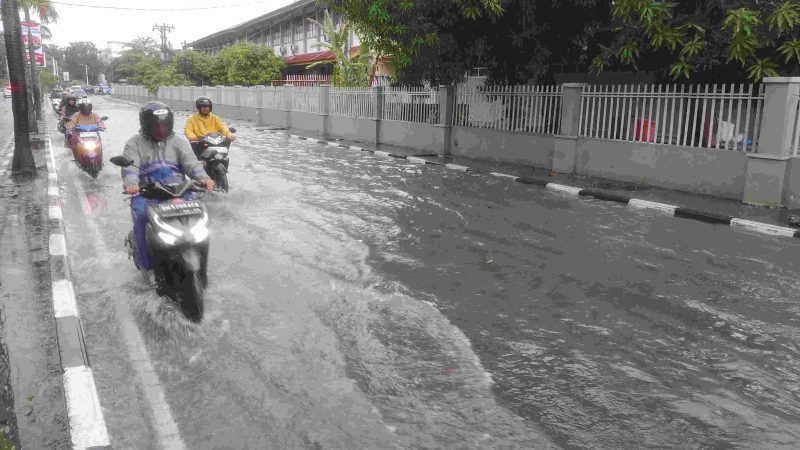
[175,266,204,322]
[214,164,229,192]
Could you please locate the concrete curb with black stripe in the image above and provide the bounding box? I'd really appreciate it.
[267,130,800,240]
[108,96,800,241]
[43,122,112,449]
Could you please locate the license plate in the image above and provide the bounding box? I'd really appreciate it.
[79,132,98,138]
[157,200,202,217]
[214,153,226,160]
[208,147,228,153]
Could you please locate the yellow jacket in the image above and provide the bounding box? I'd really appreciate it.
[184,112,233,141]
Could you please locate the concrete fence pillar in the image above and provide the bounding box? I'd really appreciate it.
[371,86,384,145]
[552,83,586,174]
[320,84,330,138]
[283,86,293,129]
[743,77,800,206]
[438,85,455,155]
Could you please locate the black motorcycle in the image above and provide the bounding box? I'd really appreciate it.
[191,128,236,193]
[110,155,210,322]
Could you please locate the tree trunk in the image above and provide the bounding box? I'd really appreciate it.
[23,8,42,125]
[2,0,36,178]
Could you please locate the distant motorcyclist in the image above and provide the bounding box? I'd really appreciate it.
[66,98,106,147]
[121,101,214,285]
[58,93,79,119]
[184,96,236,158]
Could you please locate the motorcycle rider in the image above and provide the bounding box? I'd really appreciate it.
[121,101,215,285]
[66,98,106,147]
[184,96,236,158]
[58,93,79,119]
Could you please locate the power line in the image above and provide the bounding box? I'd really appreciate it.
[49,1,275,11]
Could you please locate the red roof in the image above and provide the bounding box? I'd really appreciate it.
[285,50,335,65]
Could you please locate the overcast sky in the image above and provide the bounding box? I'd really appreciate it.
[43,0,296,49]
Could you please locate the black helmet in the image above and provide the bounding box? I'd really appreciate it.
[139,101,174,141]
[65,93,76,104]
[77,98,92,114]
[195,96,212,112]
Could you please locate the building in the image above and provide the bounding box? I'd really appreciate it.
[188,0,393,86]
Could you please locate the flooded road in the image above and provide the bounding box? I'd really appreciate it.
[50,96,800,448]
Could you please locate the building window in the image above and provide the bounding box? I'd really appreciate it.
[294,19,304,42]
[272,29,279,46]
[306,18,317,39]
[282,22,291,44]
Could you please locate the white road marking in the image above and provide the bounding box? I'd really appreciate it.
[546,183,583,196]
[63,366,111,449]
[730,218,797,237]
[52,279,79,318]
[374,150,391,158]
[445,164,470,171]
[49,206,63,220]
[490,172,518,180]
[350,146,363,151]
[407,156,428,164]
[48,186,60,196]
[628,199,678,215]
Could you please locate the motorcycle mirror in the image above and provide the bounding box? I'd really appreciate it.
[229,127,237,134]
[100,116,108,121]
[109,156,134,167]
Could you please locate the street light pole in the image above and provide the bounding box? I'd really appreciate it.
[79,64,89,85]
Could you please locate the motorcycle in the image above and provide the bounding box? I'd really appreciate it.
[68,119,108,179]
[51,98,61,114]
[110,155,210,322]
[191,128,236,192]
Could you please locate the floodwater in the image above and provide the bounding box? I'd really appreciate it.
[46,96,800,449]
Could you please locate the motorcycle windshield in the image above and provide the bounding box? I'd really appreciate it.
[75,125,99,132]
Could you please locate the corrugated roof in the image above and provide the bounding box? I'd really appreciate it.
[188,0,317,47]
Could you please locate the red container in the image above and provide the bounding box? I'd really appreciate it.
[634,118,656,142]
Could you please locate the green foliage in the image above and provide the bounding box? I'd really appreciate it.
[169,50,214,85]
[306,10,374,87]
[210,42,285,86]
[129,56,191,93]
[39,70,58,90]
[603,0,800,81]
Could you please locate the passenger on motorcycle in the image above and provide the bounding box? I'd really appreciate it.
[66,99,106,146]
[184,96,236,158]
[58,93,79,119]
[121,101,215,285]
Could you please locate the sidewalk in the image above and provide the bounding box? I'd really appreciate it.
[257,124,797,231]
[0,136,71,449]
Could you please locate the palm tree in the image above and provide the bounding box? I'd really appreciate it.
[19,0,59,124]
[306,11,377,87]
[1,0,36,177]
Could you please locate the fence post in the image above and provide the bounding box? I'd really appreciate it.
[743,77,800,206]
[283,86,293,129]
[552,83,585,174]
[372,86,384,146]
[320,84,330,139]
[438,85,455,155]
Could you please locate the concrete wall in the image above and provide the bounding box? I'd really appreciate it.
[783,158,800,208]
[327,116,375,143]
[292,111,322,135]
[379,120,444,152]
[575,138,748,199]
[451,126,554,167]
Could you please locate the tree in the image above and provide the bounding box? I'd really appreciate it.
[63,41,104,84]
[306,10,375,86]
[210,42,285,86]
[123,36,161,58]
[169,50,214,86]
[39,70,58,91]
[130,55,191,93]
[19,0,59,124]
[328,0,612,85]
[598,0,800,81]
[1,0,35,178]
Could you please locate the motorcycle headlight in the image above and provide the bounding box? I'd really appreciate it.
[153,214,182,237]
[190,212,209,242]
[157,231,177,245]
[82,141,97,151]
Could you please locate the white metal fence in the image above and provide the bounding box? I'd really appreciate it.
[452,85,562,134]
[291,87,320,114]
[381,87,440,123]
[328,87,374,118]
[261,87,285,110]
[579,84,764,151]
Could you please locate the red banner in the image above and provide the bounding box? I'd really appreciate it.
[21,21,45,67]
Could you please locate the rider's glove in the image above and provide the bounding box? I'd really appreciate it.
[126,185,140,195]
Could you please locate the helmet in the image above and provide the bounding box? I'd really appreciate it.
[64,93,76,104]
[77,98,92,114]
[139,101,174,142]
[195,96,212,113]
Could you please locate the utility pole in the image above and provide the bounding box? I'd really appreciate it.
[152,23,174,67]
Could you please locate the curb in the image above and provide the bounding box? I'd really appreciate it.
[43,122,112,449]
[110,96,800,241]
[269,130,800,240]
